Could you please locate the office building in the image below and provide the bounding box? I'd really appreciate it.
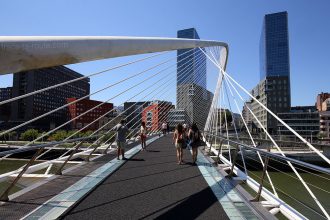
[167,109,190,130]
[277,106,319,141]
[11,66,90,130]
[251,11,291,133]
[67,98,113,131]
[176,28,213,129]
[0,87,12,122]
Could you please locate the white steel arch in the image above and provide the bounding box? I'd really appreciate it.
[0,36,228,75]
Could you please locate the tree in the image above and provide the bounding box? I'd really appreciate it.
[220,109,232,126]
[20,129,39,141]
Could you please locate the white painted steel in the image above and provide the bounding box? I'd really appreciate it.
[0,36,228,74]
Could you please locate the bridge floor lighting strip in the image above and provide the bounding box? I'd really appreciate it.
[194,148,260,220]
[22,136,160,220]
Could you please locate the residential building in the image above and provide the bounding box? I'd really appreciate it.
[141,101,174,131]
[11,66,90,130]
[67,98,113,131]
[316,92,330,111]
[242,101,253,129]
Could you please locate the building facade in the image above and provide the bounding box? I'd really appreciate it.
[141,101,174,131]
[176,28,213,129]
[316,92,330,111]
[67,98,113,131]
[177,28,206,89]
[0,87,12,123]
[277,106,320,141]
[251,11,291,134]
[123,102,151,129]
[319,111,330,142]
[11,66,90,130]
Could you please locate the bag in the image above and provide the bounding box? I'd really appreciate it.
[177,133,183,144]
[190,130,201,147]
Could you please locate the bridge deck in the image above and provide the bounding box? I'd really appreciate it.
[62,135,230,220]
[0,136,273,219]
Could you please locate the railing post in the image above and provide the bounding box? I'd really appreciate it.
[251,146,270,202]
[251,156,270,202]
[208,136,214,154]
[227,144,239,178]
[216,140,224,164]
[0,147,44,201]
[85,140,102,162]
[55,142,84,175]
[103,140,115,154]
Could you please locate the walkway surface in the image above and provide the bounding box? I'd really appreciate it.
[62,135,229,220]
[0,135,270,220]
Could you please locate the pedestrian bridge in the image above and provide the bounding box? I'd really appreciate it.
[0,36,329,219]
[1,135,273,220]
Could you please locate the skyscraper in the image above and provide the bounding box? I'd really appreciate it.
[250,11,291,133]
[177,28,206,89]
[175,28,212,129]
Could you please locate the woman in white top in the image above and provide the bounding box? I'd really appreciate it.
[140,121,147,150]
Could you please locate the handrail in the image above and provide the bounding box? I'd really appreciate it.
[0,135,100,157]
[203,131,330,175]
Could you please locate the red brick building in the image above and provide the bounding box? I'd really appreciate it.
[67,98,113,131]
[142,101,174,131]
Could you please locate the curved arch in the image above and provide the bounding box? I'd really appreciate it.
[0,36,228,75]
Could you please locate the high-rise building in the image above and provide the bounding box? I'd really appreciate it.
[177,28,206,89]
[176,28,212,129]
[251,11,291,133]
[0,87,13,123]
[67,98,113,131]
[11,66,90,130]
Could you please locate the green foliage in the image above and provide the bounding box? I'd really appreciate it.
[101,131,116,143]
[49,130,67,141]
[20,129,39,141]
[220,109,233,125]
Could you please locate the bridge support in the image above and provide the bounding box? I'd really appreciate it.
[0,147,44,202]
[55,142,84,175]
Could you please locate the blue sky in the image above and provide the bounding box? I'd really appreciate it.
[0,0,329,109]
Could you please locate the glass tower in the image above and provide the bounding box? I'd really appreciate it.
[260,11,290,80]
[177,28,206,89]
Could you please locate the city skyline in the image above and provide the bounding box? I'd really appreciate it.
[0,1,329,110]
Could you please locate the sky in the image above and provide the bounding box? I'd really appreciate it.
[0,0,329,110]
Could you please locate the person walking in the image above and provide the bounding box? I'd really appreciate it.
[166,121,170,134]
[173,123,184,164]
[188,123,201,165]
[114,119,129,160]
[162,122,167,136]
[140,121,147,151]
